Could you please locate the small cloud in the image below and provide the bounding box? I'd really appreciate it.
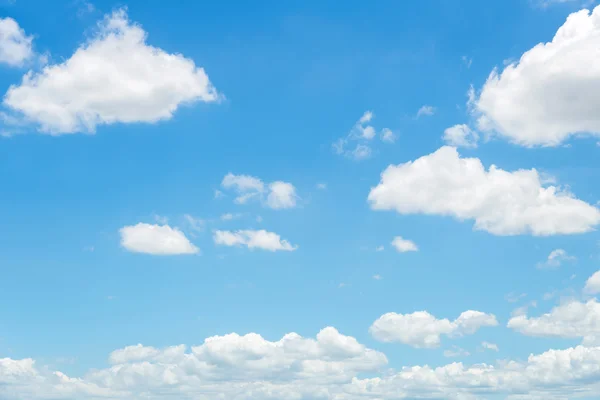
[461,55,472,68]
[184,214,205,233]
[338,282,349,288]
[83,245,95,252]
[220,213,242,221]
[255,215,263,223]
[481,341,499,352]
[214,189,225,199]
[375,245,384,252]
[443,346,470,358]
[443,124,479,148]
[213,229,297,252]
[416,105,435,118]
[107,295,116,300]
[333,111,391,160]
[120,223,199,255]
[381,128,397,143]
[153,214,169,225]
[373,274,382,280]
[391,236,418,253]
[537,249,576,269]
[316,183,327,190]
[505,292,527,303]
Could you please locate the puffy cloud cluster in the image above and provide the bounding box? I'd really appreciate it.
[221,173,299,210]
[369,309,498,348]
[368,146,600,236]
[333,111,396,160]
[3,9,220,134]
[4,328,600,399]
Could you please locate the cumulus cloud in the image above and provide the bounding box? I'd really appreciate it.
[443,124,479,148]
[416,105,435,117]
[3,9,220,134]
[369,310,498,348]
[473,5,600,146]
[390,236,418,252]
[0,17,34,67]
[584,270,600,295]
[333,111,394,160]
[4,331,600,399]
[119,223,199,255]
[368,146,600,236]
[481,341,499,352]
[508,298,600,345]
[213,229,297,252]
[221,173,298,209]
[537,248,576,269]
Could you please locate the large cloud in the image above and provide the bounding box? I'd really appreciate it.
[3,9,219,134]
[369,310,498,348]
[368,146,600,236]
[474,5,600,146]
[119,223,199,255]
[4,330,600,399]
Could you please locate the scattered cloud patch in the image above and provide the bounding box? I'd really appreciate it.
[183,214,204,233]
[505,292,527,303]
[461,55,472,68]
[416,105,436,118]
[481,341,500,352]
[391,236,418,253]
[537,248,576,269]
[221,173,299,209]
[443,346,470,358]
[3,9,220,134]
[316,183,327,190]
[213,229,297,252]
[333,111,395,160]
[119,223,199,255]
[370,309,498,348]
[368,146,600,236]
[220,213,242,221]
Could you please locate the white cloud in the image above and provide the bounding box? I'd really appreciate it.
[5,331,600,399]
[380,128,397,143]
[481,341,500,352]
[443,346,470,358]
[369,310,498,348]
[119,223,199,255]
[220,212,242,221]
[183,214,204,232]
[267,181,298,209]
[3,9,220,134]
[537,248,576,269]
[416,105,435,117]
[213,229,297,252]
[508,298,600,345]
[333,111,393,160]
[473,5,600,146]
[443,124,479,148]
[221,173,298,209]
[505,292,527,303]
[316,183,327,190]
[373,274,382,280]
[584,270,600,295]
[390,236,418,252]
[0,17,33,67]
[368,146,600,236]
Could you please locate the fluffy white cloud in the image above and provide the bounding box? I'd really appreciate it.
[369,310,498,348]
[443,124,478,148]
[3,9,219,134]
[416,105,435,117]
[221,173,298,209]
[473,6,600,146]
[585,270,600,295]
[368,146,600,236]
[0,18,33,67]
[508,298,600,345]
[537,248,576,269]
[119,223,199,255]
[5,331,600,399]
[390,236,418,252]
[213,229,297,252]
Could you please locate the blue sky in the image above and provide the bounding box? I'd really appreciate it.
[2,0,600,399]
